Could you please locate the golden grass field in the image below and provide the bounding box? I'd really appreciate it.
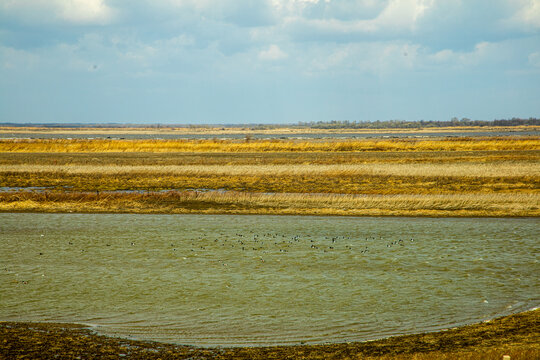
[1,134,539,216]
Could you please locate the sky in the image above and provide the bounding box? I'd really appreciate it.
[1,0,539,124]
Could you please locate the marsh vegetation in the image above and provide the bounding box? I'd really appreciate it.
[0,134,538,216]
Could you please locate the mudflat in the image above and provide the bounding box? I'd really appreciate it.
[1,309,538,359]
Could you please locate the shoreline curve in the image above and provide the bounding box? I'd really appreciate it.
[1,309,538,359]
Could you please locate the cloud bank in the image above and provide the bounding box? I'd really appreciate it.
[1,0,539,123]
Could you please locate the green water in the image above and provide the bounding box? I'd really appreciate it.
[1,214,538,346]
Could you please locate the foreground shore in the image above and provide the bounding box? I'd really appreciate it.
[1,309,538,359]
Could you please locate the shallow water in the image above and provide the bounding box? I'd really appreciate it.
[1,214,538,346]
[1,130,538,140]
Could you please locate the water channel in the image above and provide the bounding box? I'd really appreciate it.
[1,130,538,140]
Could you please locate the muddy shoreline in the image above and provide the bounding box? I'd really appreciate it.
[1,309,538,359]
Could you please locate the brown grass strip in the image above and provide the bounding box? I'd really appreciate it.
[2,171,537,194]
[2,150,539,166]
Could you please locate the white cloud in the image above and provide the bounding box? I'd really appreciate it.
[424,39,538,73]
[162,0,276,27]
[427,42,493,67]
[529,51,540,67]
[516,0,540,28]
[297,41,423,78]
[430,48,454,63]
[258,44,288,60]
[300,36,538,78]
[504,0,540,31]
[0,0,116,25]
[284,0,435,41]
[269,0,318,15]
[58,0,115,24]
[374,0,434,30]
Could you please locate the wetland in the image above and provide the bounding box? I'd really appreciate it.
[1,127,539,358]
[1,134,539,217]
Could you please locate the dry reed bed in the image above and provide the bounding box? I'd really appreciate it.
[1,191,538,217]
[3,171,536,194]
[1,137,539,152]
[2,162,538,178]
[1,137,539,214]
[2,166,537,194]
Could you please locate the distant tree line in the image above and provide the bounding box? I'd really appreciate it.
[2,117,539,129]
[293,118,540,129]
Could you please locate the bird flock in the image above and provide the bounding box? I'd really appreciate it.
[41,230,417,257]
[5,230,418,285]
[162,230,417,258]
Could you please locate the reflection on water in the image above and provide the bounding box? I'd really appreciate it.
[1,214,538,346]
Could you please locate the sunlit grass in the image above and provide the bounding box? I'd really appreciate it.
[1,161,537,194]
[2,162,538,177]
[1,191,538,217]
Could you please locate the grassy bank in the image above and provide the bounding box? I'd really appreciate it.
[1,191,538,217]
[1,309,538,359]
[2,164,538,195]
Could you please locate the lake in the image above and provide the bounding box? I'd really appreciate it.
[1,214,538,347]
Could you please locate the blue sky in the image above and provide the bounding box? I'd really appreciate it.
[1,0,539,124]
